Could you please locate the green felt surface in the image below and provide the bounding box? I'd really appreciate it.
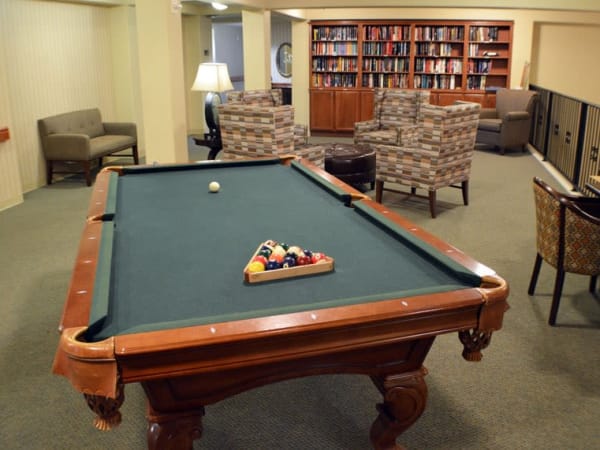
[86,160,481,342]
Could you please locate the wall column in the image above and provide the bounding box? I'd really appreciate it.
[291,20,310,128]
[242,9,271,89]
[135,0,187,163]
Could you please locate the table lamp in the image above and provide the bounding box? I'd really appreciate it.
[191,62,234,159]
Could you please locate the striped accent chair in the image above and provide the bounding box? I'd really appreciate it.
[217,102,324,167]
[528,177,600,325]
[354,88,430,147]
[227,89,308,149]
[374,102,481,218]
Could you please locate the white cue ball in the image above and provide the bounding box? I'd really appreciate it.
[209,181,220,193]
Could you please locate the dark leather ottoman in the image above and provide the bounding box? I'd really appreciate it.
[324,143,376,190]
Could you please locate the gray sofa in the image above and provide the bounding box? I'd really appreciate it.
[38,108,138,186]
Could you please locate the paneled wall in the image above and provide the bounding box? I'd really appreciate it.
[271,21,292,85]
[0,0,119,195]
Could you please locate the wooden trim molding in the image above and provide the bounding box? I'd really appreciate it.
[0,127,9,142]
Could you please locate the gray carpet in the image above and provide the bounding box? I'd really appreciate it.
[0,139,598,450]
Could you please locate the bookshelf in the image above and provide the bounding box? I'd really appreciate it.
[309,20,513,132]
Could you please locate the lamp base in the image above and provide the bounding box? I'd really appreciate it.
[201,91,223,160]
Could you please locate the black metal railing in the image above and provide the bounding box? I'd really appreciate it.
[530,85,600,195]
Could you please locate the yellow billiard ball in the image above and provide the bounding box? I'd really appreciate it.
[247,261,265,273]
[209,181,220,193]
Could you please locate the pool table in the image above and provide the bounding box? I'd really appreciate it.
[53,157,509,450]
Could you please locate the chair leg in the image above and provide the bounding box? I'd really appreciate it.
[528,254,543,295]
[428,190,437,218]
[375,180,384,203]
[82,161,92,186]
[461,180,469,205]
[590,275,598,294]
[132,144,139,164]
[46,160,54,185]
[548,269,566,326]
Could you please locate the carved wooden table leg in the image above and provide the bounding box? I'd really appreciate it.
[84,382,125,431]
[146,407,204,450]
[458,329,492,362]
[370,367,428,450]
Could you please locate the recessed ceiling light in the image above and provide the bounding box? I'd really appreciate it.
[211,2,228,10]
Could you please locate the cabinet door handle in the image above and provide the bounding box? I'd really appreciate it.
[565,131,571,144]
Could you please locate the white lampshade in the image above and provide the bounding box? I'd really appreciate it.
[191,62,233,93]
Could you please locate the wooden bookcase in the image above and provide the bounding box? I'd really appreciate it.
[309,20,513,132]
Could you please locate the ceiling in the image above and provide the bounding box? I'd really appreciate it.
[183,0,600,14]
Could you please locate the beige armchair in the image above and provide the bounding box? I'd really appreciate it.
[227,89,308,149]
[375,102,481,218]
[38,108,137,186]
[354,88,430,147]
[476,88,537,154]
[528,177,600,325]
[217,103,324,167]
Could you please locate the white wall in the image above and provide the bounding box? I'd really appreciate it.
[0,0,130,199]
[213,22,245,92]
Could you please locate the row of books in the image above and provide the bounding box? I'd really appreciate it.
[363,41,410,56]
[413,74,459,90]
[415,42,460,57]
[469,26,499,42]
[467,60,492,74]
[414,26,464,41]
[313,26,358,41]
[362,73,409,88]
[468,44,506,57]
[362,57,410,72]
[414,58,463,74]
[312,42,358,56]
[312,57,358,72]
[363,25,411,41]
[311,73,357,88]
[466,75,487,90]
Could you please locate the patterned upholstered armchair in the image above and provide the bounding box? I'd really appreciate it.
[375,102,481,218]
[528,177,600,325]
[217,102,324,167]
[227,89,308,149]
[354,88,430,147]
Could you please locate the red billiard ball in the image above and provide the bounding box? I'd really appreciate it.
[296,254,311,266]
[252,255,268,266]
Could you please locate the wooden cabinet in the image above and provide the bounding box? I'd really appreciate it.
[309,19,512,132]
[310,89,363,132]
